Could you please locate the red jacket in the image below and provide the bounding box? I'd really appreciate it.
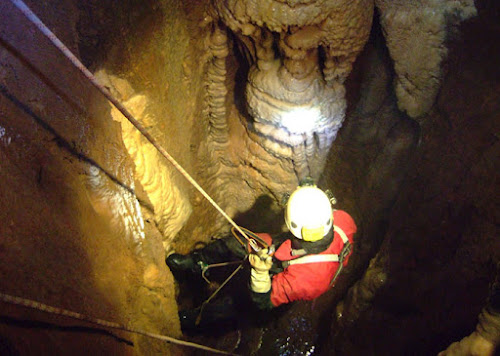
[258,210,356,307]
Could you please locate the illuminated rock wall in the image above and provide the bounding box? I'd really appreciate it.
[0,0,498,355]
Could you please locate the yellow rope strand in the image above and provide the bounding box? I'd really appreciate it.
[0,292,235,355]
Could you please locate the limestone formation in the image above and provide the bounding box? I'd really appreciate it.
[375,0,477,118]
[0,0,498,355]
[96,70,192,250]
[212,0,374,180]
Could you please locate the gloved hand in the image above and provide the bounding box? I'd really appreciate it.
[249,249,273,293]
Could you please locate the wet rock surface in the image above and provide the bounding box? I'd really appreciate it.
[0,1,183,354]
[0,0,498,355]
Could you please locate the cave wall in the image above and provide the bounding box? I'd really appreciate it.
[0,0,193,354]
[325,3,500,354]
[0,0,498,355]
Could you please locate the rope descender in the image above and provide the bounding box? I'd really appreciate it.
[230,226,270,251]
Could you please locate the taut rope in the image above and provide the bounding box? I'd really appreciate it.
[0,292,235,355]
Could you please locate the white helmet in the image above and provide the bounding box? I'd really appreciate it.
[285,185,333,242]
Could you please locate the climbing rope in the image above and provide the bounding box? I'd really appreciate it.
[231,226,270,250]
[7,0,261,252]
[200,260,243,284]
[196,262,246,326]
[193,226,274,324]
[0,292,235,355]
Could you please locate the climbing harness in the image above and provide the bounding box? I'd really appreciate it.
[282,253,343,268]
[7,0,261,254]
[330,225,352,287]
[0,292,235,355]
[329,241,351,287]
[281,225,352,287]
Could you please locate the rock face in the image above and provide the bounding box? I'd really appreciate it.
[0,0,184,354]
[376,0,477,118]
[213,0,374,180]
[95,70,192,251]
[0,0,498,355]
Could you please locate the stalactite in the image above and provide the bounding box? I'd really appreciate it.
[206,25,230,145]
[375,0,476,118]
